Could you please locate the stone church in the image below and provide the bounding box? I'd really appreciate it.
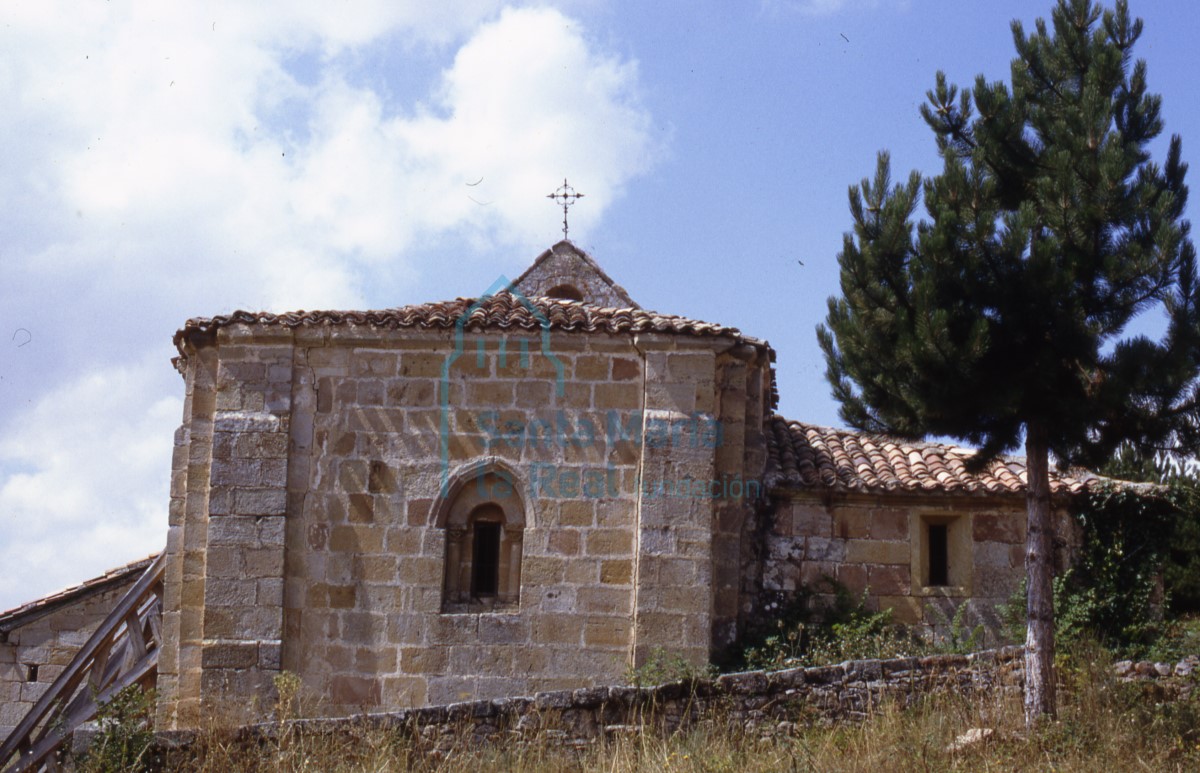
[1,240,1095,739]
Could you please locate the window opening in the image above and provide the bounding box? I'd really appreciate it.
[546,284,584,302]
[928,523,949,586]
[471,521,502,597]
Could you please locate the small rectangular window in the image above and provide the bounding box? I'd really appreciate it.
[927,523,949,586]
[471,522,502,597]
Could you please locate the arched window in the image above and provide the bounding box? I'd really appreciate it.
[546,283,584,302]
[438,469,524,612]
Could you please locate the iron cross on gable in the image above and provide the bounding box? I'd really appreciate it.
[547,179,584,240]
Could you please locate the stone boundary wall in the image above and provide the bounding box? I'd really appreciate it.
[146,647,1027,758]
[133,646,1200,761]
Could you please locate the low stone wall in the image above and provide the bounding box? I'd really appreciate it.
[74,647,1184,765]
[152,647,1027,757]
[1114,656,1199,680]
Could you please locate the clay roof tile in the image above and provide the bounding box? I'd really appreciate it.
[764,417,1105,497]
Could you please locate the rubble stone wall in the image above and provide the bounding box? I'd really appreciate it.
[512,242,636,309]
[158,648,1033,756]
[120,648,1200,762]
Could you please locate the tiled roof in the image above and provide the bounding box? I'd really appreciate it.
[0,554,159,633]
[764,417,1099,495]
[174,292,770,356]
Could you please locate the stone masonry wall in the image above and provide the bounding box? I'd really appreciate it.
[284,327,647,714]
[156,319,768,728]
[748,492,1080,638]
[632,339,719,670]
[0,579,140,739]
[710,346,770,653]
[156,343,214,729]
[198,332,293,711]
[158,328,296,728]
[750,492,1076,635]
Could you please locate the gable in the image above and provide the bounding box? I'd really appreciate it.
[512,240,639,309]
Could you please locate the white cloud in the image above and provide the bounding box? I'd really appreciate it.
[1,2,658,312]
[0,359,179,610]
[418,7,657,242]
[0,2,659,611]
[285,6,659,260]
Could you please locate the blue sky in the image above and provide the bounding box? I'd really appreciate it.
[1,0,1197,610]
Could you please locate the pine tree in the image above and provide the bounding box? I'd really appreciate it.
[818,0,1199,725]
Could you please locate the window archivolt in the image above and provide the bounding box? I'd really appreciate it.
[438,468,524,612]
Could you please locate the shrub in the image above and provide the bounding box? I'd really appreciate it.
[738,578,919,670]
[75,685,155,773]
[1163,480,1200,614]
[1102,443,1200,615]
[625,647,716,687]
[925,600,987,654]
[1056,481,1176,656]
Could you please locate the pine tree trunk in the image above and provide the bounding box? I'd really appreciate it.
[1024,423,1056,725]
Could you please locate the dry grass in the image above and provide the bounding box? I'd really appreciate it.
[148,652,1200,773]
